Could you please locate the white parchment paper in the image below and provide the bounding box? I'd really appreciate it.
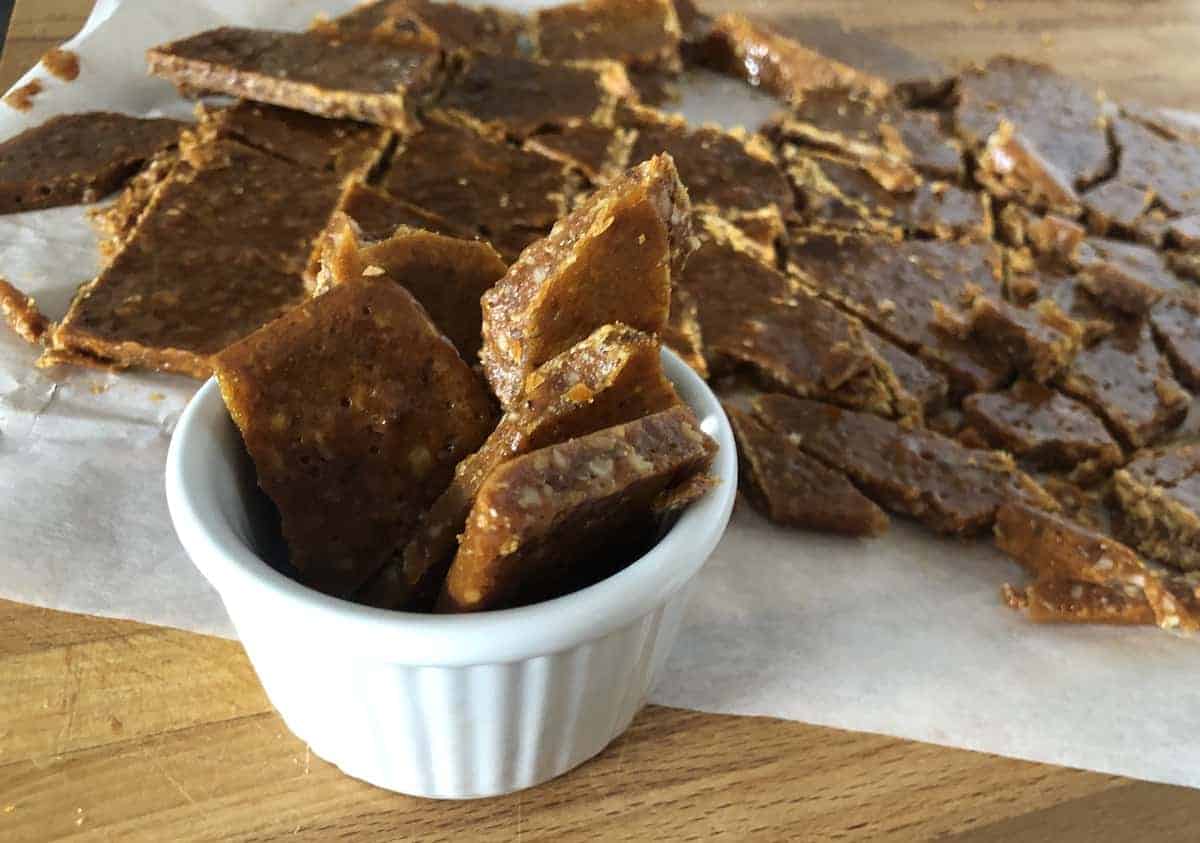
[3,0,1199,789]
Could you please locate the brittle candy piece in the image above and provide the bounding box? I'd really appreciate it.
[317,0,527,55]
[996,502,1148,586]
[1085,116,1200,227]
[1056,317,1189,449]
[1071,237,1193,317]
[963,381,1122,476]
[197,101,390,178]
[936,294,1082,383]
[744,16,951,105]
[436,54,632,139]
[786,228,1011,394]
[1013,579,1155,626]
[536,0,683,71]
[89,146,180,260]
[0,278,49,345]
[322,181,471,245]
[863,331,949,420]
[785,150,989,240]
[768,87,961,181]
[0,112,183,214]
[954,57,1109,216]
[1150,295,1200,389]
[1039,476,1113,533]
[995,503,1196,630]
[382,119,572,261]
[700,13,888,102]
[480,154,689,406]
[359,323,679,609]
[1081,180,1154,241]
[996,206,1085,266]
[678,216,904,416]
[624,112,793,218]
[214,279,495,597]
[316,214,505,359]
[663,285,707,378]
[147,27,441,131]
[524,124,633,184]
[1114,444,1200,572]
[439,405,715,612]
[47,138,343,378]
[726,404,887,535]
[725,206,785,252]
[754,394,1056,536]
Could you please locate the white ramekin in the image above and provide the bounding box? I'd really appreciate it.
[165,349,736,799]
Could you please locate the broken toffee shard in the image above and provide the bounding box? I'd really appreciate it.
[214,279,495,598]
[147,26,442,131]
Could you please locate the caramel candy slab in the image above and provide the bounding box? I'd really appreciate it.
[317,215,506,359]
[701,13,888,102]
[786,228,1011,394]
[864,331,950,420]
[705,293,901,419]
[624,114,793,218]
[147,27,441,131]
[215,279,495,597]
[480,154,689,406]
[323,181,472,244]
[785,150,989,240]
[318,0,528,55]
[436,54,632,139]
[198,101,389,178]
[727,404,887,536]
[663,285,708,379]
[1114,444,1200,572]
[536,0,682,70]
[89,146,180,260]
[524,124,632,184]
[1039,476,1114,533]
[382,119,572,261]
[963,381,1122,475]
[1014,579,1155,626]
[1072,237,1193,317]
[48,138,343,378]
[440,405,715,612]
[995,502,1195,630]
[1056,317,1189,449]
[941,295,1082,383]
[755,394,1055,536]
[1085,116,1200,225]
[0,278,50,345]
[359,323,680,609]
[954,57,1109,215]
[0,112,183,214]
[769,87,962,181]
[1150,295,1200,389]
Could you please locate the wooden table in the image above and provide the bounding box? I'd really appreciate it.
[4,2,1200,840]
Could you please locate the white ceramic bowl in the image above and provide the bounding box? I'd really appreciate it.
[165,349,736,799]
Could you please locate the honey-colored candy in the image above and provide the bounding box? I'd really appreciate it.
[754,394,1056,536]
[727,404,887,535]
[316,214,506,359]
[214,279,496,597]
[0,112,183,214]
[439,405,715,612]
[147,27,441,131]
[480,154,690,406]
[358,323,679,609]
[47,138,344,378]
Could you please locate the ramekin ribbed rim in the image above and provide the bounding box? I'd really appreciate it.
[165,348,736,666]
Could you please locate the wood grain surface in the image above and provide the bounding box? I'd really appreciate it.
[5,1,1200,840]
